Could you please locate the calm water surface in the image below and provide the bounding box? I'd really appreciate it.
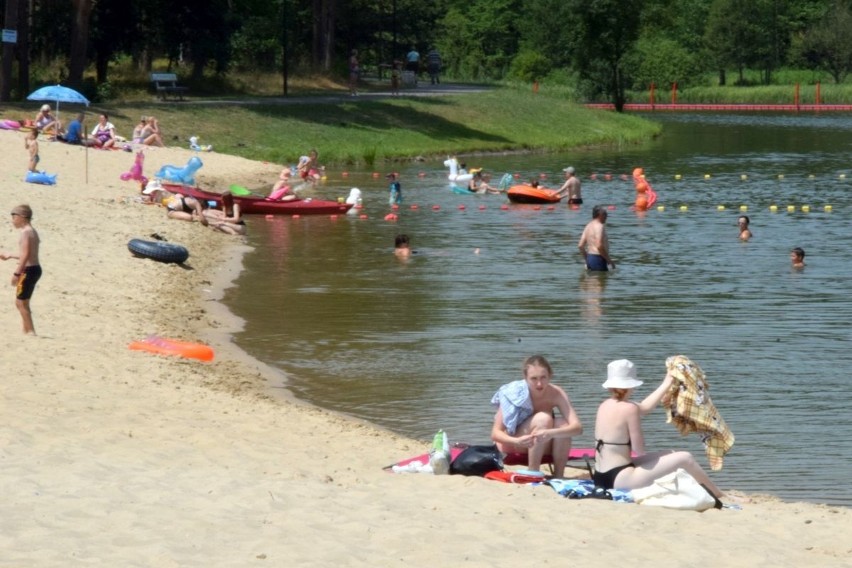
[224,113,852,505]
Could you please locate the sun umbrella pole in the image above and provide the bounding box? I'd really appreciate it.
[84,115,88,184]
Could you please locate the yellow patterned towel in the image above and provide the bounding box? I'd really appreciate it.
[663,355,735,471]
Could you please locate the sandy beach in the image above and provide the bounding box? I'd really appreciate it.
[0,126,849,567]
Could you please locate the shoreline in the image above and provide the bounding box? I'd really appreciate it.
[0,129,850,566]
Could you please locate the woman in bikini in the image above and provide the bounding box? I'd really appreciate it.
[593,359,724,499]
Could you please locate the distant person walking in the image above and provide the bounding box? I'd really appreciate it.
[406,47,421,84]
[349,49,360,96]
[578,205,615,271]
[426,47,442,84]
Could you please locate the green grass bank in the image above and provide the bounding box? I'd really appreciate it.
[1,87,660,166]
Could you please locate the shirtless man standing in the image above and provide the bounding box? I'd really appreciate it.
[1,205,42,335]
[578,205,615,271]
[556,166,582,204]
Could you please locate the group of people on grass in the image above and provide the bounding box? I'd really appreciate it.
[32,104,165,150]
[25,105,169,175]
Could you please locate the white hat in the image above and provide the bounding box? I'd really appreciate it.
[602,359,644,389]
[142,180,163,194]
[563,166,575,174]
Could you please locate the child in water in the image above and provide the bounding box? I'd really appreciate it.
[394,234,412,258]
[388,172,402,205]
[790,247,806,269]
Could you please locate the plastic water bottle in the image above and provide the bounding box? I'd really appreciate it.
[429,430,450,475]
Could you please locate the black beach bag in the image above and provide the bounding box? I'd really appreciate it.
[450,444,503,476]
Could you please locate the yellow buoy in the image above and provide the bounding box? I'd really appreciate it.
[825,205,833,212]
[674,174,682,180]
[717,205,726,211]
[704,174,711,180]
[769,205,778,212]
[840,174,847,180]
[657,205,665,212]
[679,205,688,211]
[739,205,748,212]
[802,205,810,212]
[740,174,748,181]
[808,174,815,179]
[787,205,796,212]
[778,174,785,180]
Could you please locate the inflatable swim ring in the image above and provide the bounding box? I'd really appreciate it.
[127,238,189,264]
[0,119,21,130]
[129,335,214,361]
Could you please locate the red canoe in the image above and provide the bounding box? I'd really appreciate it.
[162,183,354,216]
[507,185,562,204]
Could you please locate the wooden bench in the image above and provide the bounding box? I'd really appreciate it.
[150,73,189,101]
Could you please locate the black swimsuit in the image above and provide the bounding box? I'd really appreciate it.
[592,438,633,490]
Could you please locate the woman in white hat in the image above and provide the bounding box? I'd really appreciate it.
[593,359,724,499]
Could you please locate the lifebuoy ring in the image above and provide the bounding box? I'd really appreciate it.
[127,238,189,264]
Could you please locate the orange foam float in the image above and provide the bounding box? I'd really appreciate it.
[384,213,398,221]
[432,205,441,211]
[632,167,658,211]
[410,204,419,210]
[129,335,214,362]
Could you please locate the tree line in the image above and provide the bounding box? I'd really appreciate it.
[2,0,852,109]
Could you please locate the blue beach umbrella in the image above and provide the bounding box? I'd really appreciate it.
[27,84,90,122]
[27,84,92,182]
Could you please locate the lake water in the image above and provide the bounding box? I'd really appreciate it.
[224,113,852,506]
